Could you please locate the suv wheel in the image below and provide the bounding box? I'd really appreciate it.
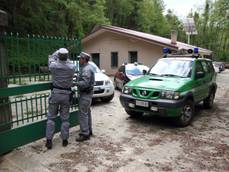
[101,93,114,102]
[125,109,143,118]
[203,90,215,109]
[176,100,194,127]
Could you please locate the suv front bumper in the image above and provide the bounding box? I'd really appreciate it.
[120,94,185,117]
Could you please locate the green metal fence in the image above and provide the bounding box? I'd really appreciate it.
[0,33,80,155]
[1,32,81,85]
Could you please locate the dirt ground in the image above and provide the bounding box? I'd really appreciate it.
[0,70,229,172]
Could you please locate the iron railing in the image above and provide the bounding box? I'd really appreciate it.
[0,83,79,155]
[0,33,80,154]
[1,32,81,85]
[0,90,78,130]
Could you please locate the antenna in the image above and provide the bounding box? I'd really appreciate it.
[183,18,197,44]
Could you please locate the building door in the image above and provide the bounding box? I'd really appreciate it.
[129,51,138,63]
[91,53,100,68]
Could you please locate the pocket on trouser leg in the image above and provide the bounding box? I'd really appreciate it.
[47,93,59,119]
[79,98,90,115]
[48,93,57,104]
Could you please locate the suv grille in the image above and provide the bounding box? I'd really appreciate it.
[95,81,104,86]
[151,91,160,98]
[133,89,160,98]
[140,90,150,96]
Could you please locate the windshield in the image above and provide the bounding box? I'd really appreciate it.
[126,66,143,75]
[89,62,101,73]
[72,61,101,73]
[149,58,193,77]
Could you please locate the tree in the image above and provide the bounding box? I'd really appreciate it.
[136,0,170,36]
[105,0,136,28]
[191,0,229,61]
[165,10,186,41]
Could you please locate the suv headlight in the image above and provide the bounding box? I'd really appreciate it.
[122,86,133,95]
[160,91,181,100]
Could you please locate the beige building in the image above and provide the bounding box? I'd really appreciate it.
[82,25,212,75]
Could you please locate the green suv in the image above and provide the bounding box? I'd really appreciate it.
[120,53,217,126]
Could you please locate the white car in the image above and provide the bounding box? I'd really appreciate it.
[114,63,149,90]
[74,61,114,102]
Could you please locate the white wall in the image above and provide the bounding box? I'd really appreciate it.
[83,32,163,75]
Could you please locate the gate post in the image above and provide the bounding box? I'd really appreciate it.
[0,10,12,131]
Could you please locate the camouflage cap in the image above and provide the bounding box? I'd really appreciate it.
[58,48,69,54]
[77,52,91,60]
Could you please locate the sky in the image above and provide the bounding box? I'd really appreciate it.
[163,0,206,19]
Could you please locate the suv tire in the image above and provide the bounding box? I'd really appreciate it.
[125,109,143,118]
[101,93,114,102]
[203,90,215,109]
[176,100,194,127]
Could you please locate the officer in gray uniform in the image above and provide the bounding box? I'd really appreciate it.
[75,52,95,142]
[45,48,76,149]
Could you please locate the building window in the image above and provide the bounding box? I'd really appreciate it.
[111,52,118,68]
[91,53,100,68]
[129,51,138,63]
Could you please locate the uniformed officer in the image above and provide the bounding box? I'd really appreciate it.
[75,52,95,142]
[45,48,76,149]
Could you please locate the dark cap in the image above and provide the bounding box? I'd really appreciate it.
[77,52,91,60]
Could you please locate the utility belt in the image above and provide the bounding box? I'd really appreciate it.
[79,86,93,94]
[51,84,75,104]
[51,85,72,91]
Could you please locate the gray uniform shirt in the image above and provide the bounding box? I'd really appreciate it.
[48,51,76,94]
[77,63,95,93]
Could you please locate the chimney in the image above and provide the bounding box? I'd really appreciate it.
[171,30,177,45]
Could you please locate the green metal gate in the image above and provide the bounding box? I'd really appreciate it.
[0,33,81,155]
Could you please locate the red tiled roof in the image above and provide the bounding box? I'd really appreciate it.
[83,25,212,55]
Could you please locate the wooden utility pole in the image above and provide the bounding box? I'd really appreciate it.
[0,10,12,131]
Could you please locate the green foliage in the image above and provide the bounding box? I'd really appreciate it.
[2,33,80,78]
[105,0,136,28]
[0,0,109,37]
[192,0,229,61]
[1,0,227,61]
[136,0,169,36]
[165,10,187,41]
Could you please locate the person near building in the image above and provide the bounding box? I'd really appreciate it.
[75,52,95,142]
[45,48,76,149]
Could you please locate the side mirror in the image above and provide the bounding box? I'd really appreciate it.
[142,70,147,75]
[196,71,205,79]
[101,69,106,73]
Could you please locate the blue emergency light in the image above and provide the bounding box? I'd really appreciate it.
[163,48,170,54]
[194,47,199,54]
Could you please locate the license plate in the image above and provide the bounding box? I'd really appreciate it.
[94,87,101,91]
[136,100,149,107]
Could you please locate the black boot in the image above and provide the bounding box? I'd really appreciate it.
[62,140,68,147]
[75,135,90,142]
[45,139,52,149]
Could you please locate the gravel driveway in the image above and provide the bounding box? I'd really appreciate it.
[1,70,229,172]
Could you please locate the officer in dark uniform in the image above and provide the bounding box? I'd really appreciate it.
[45,48,75,149]
[75,52,95,142]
